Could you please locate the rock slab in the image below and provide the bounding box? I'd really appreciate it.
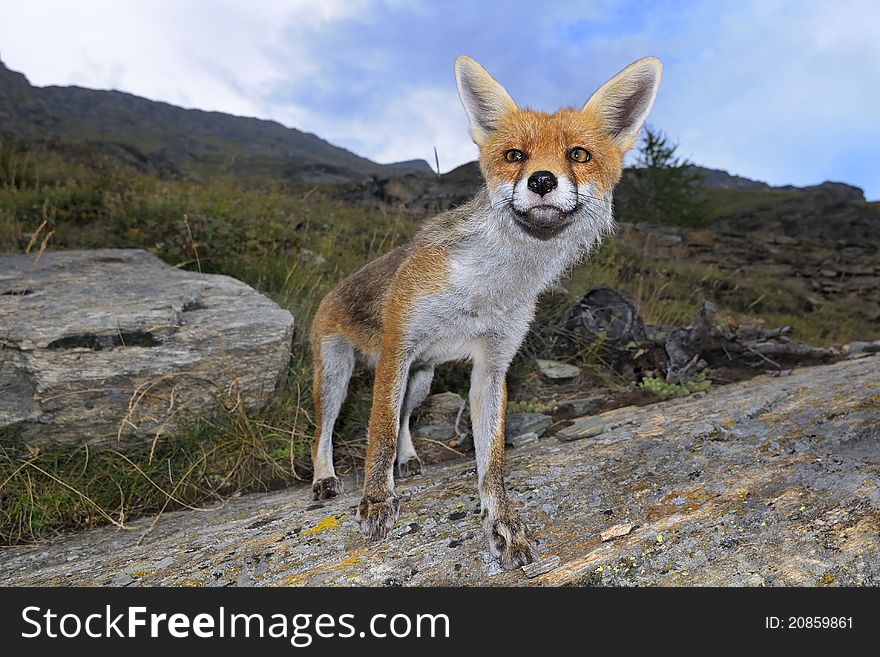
[0,356,877,586]
[0,249,294,449]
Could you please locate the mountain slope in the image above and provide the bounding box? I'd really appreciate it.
[0,59,432,182]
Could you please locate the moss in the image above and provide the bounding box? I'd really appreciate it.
[507,399,557,414]
[640,375,711,399]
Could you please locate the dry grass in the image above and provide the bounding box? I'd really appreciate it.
[0,142,414,543]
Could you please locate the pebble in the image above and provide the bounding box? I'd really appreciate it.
[536,359,581,381]
[522,555,561,578]
[557,417,605,441]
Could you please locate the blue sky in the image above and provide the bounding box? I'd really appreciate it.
[2,0,879,199]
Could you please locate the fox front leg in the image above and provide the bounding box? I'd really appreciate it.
[470,338,537,569]
[358,338,411,540]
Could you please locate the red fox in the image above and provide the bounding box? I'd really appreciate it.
[309,55,661,569]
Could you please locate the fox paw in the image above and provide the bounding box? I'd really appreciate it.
[312,477,343,501]
[358,494,400,540]
[483,510,537,570]
[396,456,422,479]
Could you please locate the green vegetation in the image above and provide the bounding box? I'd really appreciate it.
[0,58,431,183]
[639,374,711,399]
[616,125,709,227]
[1,138,877,544]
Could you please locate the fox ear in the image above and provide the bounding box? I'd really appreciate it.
[454,56,518,145]
[583,57,662,152]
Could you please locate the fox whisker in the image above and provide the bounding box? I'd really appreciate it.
[576,192,613,205]
[490,195,514,211]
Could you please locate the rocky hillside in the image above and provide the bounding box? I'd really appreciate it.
[625,222,880,318]
[344,161,880,243]
[0,59,432,182]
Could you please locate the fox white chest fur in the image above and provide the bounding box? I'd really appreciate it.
[306,53,661,570]
[411,197,613,367]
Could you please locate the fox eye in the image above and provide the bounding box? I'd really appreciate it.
[503,149,525,163]
[568,147,591,163]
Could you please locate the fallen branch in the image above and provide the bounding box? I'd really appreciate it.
[559,288,842,384]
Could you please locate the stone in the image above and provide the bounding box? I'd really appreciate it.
[506,432,539,449]
[0,357,878,586]
[749,263,793,277]
[504,412,552,446]
[412,392,466,442]
[413,423,456,440]
[536,359,581,381]
[861,302,880,321]
[522,555,561,578]
[557,417,605,442]
[843,341,880,359]
[0,249,295,450]
[600,523,636,542]
[419,392,466,419]
[847,276,880,291]
[564,287,649,346]
[835,263,876,275]
[555,396,604,419]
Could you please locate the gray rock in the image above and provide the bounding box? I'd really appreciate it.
[536,359,581,381]
[835,263,876,275]
[420,392,466,419]
[847,276,880,291]
[558,417,605,441]
[413,423,456,440]
[107,573,134,587]
[844,340,880,358]
[862,302,880,321]
[555,396,604,419]
[522,555,561,578]
[506,431,539,449]
[564,287,649,346]
[0,249,294,450]
[505,412,552,445]
[0,356,878,586]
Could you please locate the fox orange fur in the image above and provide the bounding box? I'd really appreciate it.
[309,55,661,568]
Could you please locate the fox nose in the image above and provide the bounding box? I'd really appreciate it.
[527,171,558,197]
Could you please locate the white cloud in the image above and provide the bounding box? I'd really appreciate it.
[293,85,477,169]
[648,1,880,195]
[1,0,364,118]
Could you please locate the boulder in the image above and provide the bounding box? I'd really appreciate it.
[536,359,581,381]
[843,340,880,359]
[555,396,605,419]
[565,286,649,346]
[0,249,294,450]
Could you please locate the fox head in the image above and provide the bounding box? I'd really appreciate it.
[454,55,661,240]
